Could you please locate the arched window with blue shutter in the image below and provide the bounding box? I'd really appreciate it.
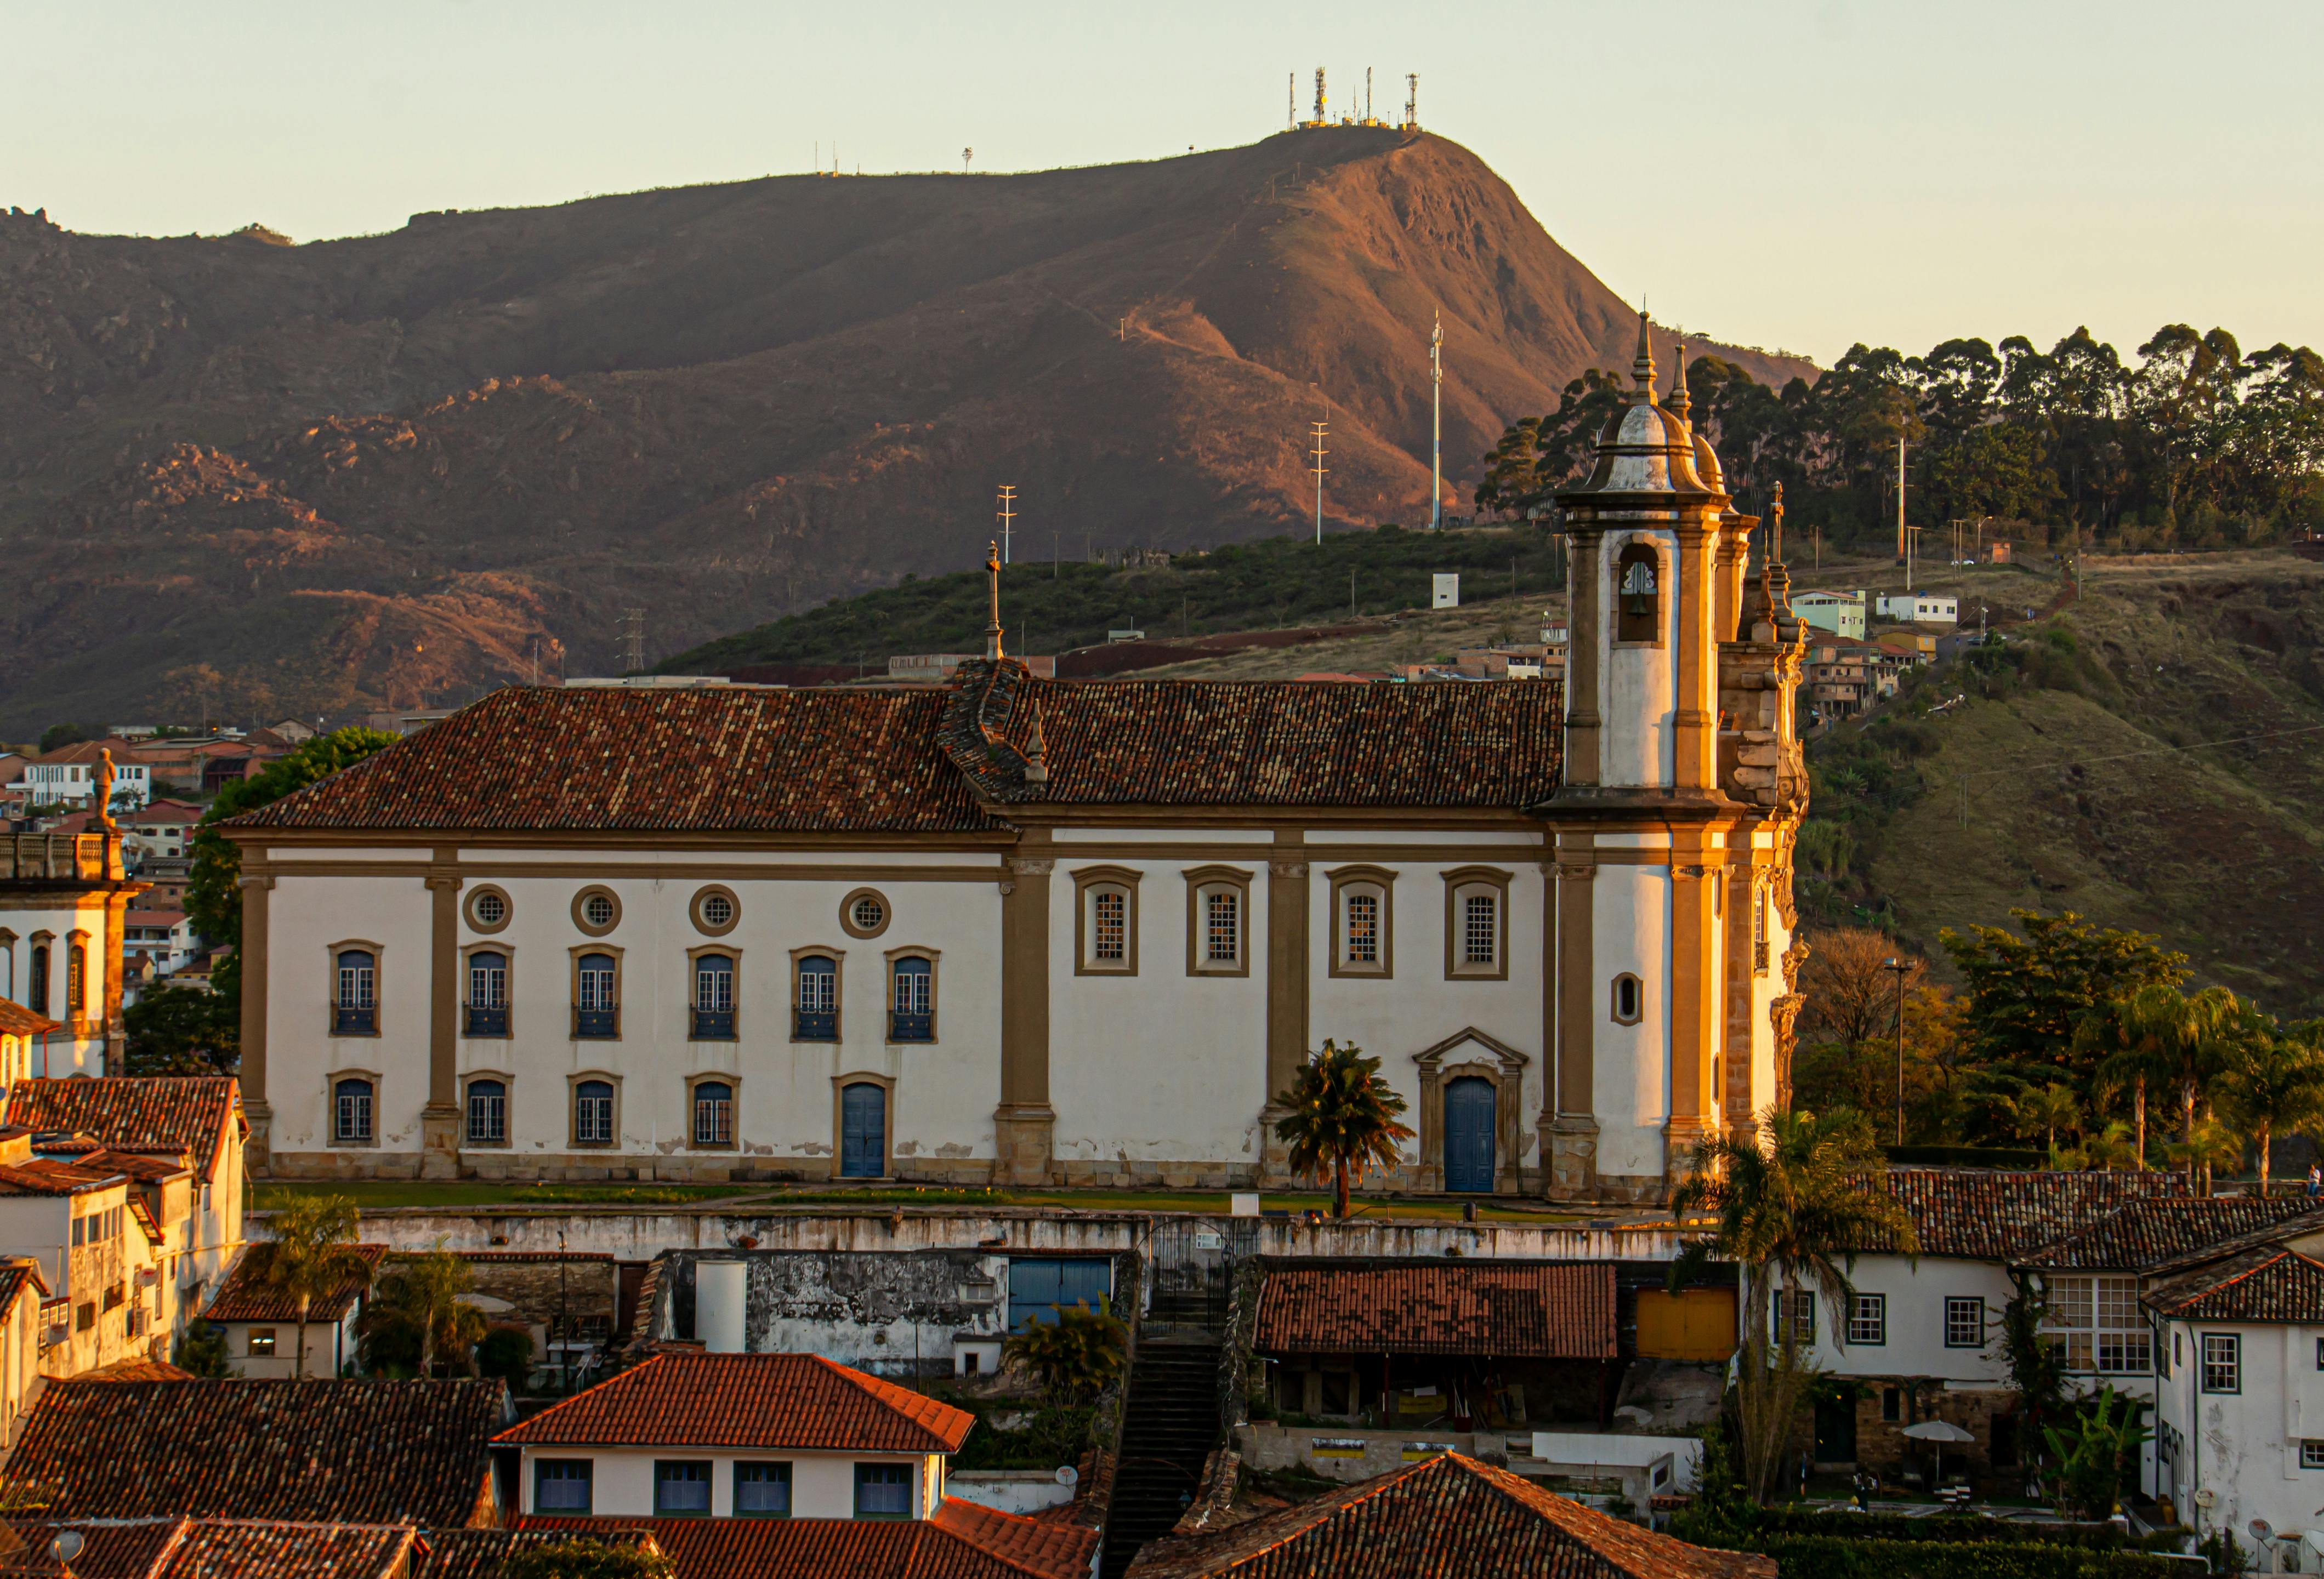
[794,955,837,1041]
[575,954,618,1038]
[692,953,736,1041]
[889,956,933,1042]
[466,951,508,1036]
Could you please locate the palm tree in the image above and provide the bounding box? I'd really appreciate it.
[1670,1108,1918,1502]
[2012,1082,2083,1158]
[1270,1040,1415,1219]
[2079,989,2173,1168]
[262,1194,371,1379]
[2090,984,2239,1182]
[2215,1017,2324,1196]
[375,1241,488,1376]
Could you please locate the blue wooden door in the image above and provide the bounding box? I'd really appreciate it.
[1008,1258,1112,1330]
[839,1083,886,1178]
[1444,1076,1496,1193]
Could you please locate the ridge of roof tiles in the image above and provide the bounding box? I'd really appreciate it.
[1253,1263,1616,1360]
[1122,1451,1773,1579]
[513,1506,1092,1579]
[2144,1246,2324,1323]
[2,1079,240,1184]
[1856,1168,2187,1259]
[0,999,60,1038]
[494,1352,974,1453]
[7,1378,507,1526]
[2016,1195,2324,1272]
[230,664,1565,833]
[203,1244,388,1325]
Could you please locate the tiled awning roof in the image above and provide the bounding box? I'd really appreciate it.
[2017,1196,2324,1272]
[0,1518,419,1579]
[1253,1263,1616,1359]
[2145,1247,2324,1324]
[1122,1452,1773,1579]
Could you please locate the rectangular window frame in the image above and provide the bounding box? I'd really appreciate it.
[1072,867,1142,977]
[534,1459,594,1517]
[1326,865,1396,979]
[1944,1296,1985,1349]
[462,1073,510,1149]
[247,1327,276,1357]
[790,947,843,1043]
[654,1459,713,1519]
[327,940,384,1038]
[461,943,512,1039]
[1183,865,1252,978]
[735,1461,794,1518]
[1441,867,1512,981]
[2303,1441,2324,1470]
[1771,1288,1815,1347]
[329,1070,380,1148]
[854,1461,913,1521]
[2202,1332,2241,1395]
[884,947,940,1044]
[568,1073,620,1149]
[1846,1292,1887,1347]
[2038,1275,2149,1373]
[687,1074,738,1152]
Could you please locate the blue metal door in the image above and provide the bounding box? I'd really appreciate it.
[1008,1258,1112,1330]
[839,1083,886,1178]
[1444,1076,1496,1193]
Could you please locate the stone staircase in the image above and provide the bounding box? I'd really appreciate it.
[1099,1338,1223,1579]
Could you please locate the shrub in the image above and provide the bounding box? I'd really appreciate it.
[950,1405,1095,1470]
[173,1322,235,1380]
[1002,1301,1125,1403]
[1754,1536,2178,1579]
[477,1325,536,1389]
[503,1538,673,1579]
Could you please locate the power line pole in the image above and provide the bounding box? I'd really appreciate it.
[619,607,645,674]
[996,485,1017,566]
[1309,420,1329,545]
[1430,309,1444,532]
[1895,436,1907,561]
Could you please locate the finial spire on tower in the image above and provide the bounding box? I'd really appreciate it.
[1666,340,1692,423]
[984,540,1004,660]
[1770,482,1785,565]
[1629,308,1657,404]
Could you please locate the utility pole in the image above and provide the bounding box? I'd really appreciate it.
[996,485,1017,566]
[1895,436,1907,562]
[1430,310,1444,531]
[1884,956,1911,1144]
[1309,420,1329,544]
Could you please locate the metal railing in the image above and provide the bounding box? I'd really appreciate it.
[332,1006,377,1035]
[794,1010,837,1041]
[465,1006,508,1037]
[889,1011,934,1043]
[573,1007,618,1039]
[690,1008,736,1041]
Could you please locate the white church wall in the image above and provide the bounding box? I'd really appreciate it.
[1599,529,1678,790]
[0,895,115,1075]
[1592,862,1670,1183]
[269,871,434,1158]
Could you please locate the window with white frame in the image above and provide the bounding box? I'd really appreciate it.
[1944,1296,1985,1349]
[573,1080,614,1146]
[2041,1276,2150,1372]
[2202,1332,2240,1394]
[1847,1293,1887,1346]
[1443,870,1508,978]
[465,1079,507,1145]
[1462,892,1497,968]
[333,1077,374,1144]
[2303,1441,2324,1470]
[1771,1288,1815,1346]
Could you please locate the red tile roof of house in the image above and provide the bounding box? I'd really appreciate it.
[228,662,1565,833]
[514,1504,1093,1579]
[1253,1263,1616,1359]
[496,1352,973,1453]
[82,1358,195,1383]
[60,1147,195,1185]
[3,1078,241,1184]
[7,1378,508,1526]
[0,1158,126,1197]
[1122,1452,1774,1579]
[202,1244,387,1325]
[0,1518,420,1579]
[1857,1168,2187,1259]
[2017,1196,2324,1272]
[0,1000,59,1038]
[2144,1247,2324,1323]
[0,1518,181,1577]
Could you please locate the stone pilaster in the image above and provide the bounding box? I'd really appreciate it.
[1547,844,1598,1200]
[1259,837,1309,1185]
[237,869,275,1177]
[995,847,1055,1185]
[421,853,462,1180]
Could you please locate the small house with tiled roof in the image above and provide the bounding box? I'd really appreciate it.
[0,1517,425,1579]
[497,1350,975,1521]
[0,999,56,1090]
[0,1139,171,1382]
[201,1241,388,1378]
[4,1076,247,1324]
[220,334,1812,1205]
[1123,1449,1772,1579]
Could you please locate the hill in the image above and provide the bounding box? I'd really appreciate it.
[0,129,1808,736]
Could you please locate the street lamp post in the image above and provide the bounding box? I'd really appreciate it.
[1883,956,1911,1145]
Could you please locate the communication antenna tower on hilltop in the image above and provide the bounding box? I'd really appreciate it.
[996,484,1018,566]
[619,607,646,674]
[1310,68,1327,128]
[1402,73,1420,131]
[1366,68,1373,123]
[1287,73,1294,129]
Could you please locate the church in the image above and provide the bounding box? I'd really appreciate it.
[223,321,1809,1204]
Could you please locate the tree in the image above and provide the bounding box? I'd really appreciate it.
[1669,1108,1917,1503]
[1940,911,2187,1086]
[262,1195,371,1379]
[186,728,399,945]
[2009,1082,2083,1158]
[503,1539,673,1579]
[122,984,238,1076]
[173,1321,236,1379]
[1270,1040,1415,1219]
[368,1242,487,1377]
[477,1326,537,1390]
[37,723,89,755]
[2042,1384,2151,1519]
[1002,1299,1126,1404]
[2215,1018,2324,1194]
[1795,928,1914,1048]
[2077,987,2177,1168]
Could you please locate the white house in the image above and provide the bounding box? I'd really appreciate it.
[122,800,205,865]
[221,323,1815,1207]
[9,744,150,813]
[1791,590,1866,640]
[121,905,199,981]
[498,1351,971,1520]
[1874,593,1959,625]
[200,1241,385,1377]
[0,1142,167,1377]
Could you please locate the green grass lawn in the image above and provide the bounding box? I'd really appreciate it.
[251,1178,1579,1223]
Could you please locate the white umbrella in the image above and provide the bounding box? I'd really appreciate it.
[1902,1420,1977,1488]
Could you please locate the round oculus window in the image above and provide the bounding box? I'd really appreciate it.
[471,891,507,927]
[839,888,893,939]
[853,896,884,931]
[582,894,616,928]
[701,893,735,928]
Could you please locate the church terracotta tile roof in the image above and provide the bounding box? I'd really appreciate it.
[230,686,998,834]
[202,1244,388,1324]
[3,1079,241,1185]
[2016,1196,2324,1272]
[1856,1168,2186,1259]
[1123,1452,1774,1579]
[940,659,1564,807]
[2144,1247,2324,1324]
[513,1508,1089,1579]
[1252,1263,1616,1359]
[495,1352,974,1453]
[7,1378,508,1526]
[231,663,1564,835]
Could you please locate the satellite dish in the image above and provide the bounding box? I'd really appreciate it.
[1055,1465,1079,1487]
[2252,1519,2275,1542]
[50,1532,84,1563]
[2194,1489,2217,1509]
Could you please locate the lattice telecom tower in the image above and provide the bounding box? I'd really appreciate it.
[1402,73,1420,131]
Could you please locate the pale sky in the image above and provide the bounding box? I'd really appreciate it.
[9,1,2319,368]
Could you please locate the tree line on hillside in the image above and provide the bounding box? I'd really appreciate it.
[1795,911,2324,1188]
[1475,325,2324,553]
